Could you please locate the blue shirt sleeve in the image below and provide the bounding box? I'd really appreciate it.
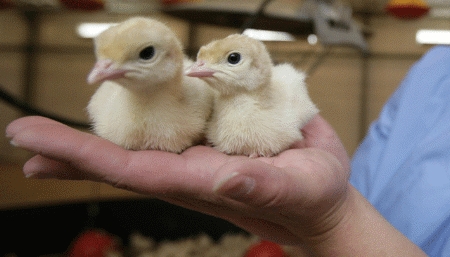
[350,46,450,256]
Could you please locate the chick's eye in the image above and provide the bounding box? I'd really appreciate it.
[139,46,155,60]
[227,52,241,65]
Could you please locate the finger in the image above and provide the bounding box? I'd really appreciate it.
[212,149,349,243]
[160,196,303,244]
[6,116,65,138]
[10,121,130,176]
[213,149,347,218]
[294,114,350,172]
[8,120,231,198]
[23,154,87,179]
[225,216,300,245]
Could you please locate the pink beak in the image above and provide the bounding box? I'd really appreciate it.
[87,59,127,84]
[185,60,216,78]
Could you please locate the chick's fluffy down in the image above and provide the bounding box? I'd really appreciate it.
[87,17,214,152]
[187,34,318,157]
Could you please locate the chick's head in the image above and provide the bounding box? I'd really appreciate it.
[88,17,184,91]
[188,34,272,95]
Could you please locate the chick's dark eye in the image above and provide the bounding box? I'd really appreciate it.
[139,46,155,60]
[227,52,241,65]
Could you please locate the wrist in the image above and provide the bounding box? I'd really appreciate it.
[298,184,427,256]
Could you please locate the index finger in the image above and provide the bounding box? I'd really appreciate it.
[6,116,223,196]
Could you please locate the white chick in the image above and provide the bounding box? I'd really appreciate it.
[185,34,319,157]
[86,17,214,152]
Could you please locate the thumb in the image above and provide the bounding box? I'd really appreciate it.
[212,149,347,215]
[296,114,350,174]
[212,159,294,208]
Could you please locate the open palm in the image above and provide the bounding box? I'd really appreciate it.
[6,114,349,245]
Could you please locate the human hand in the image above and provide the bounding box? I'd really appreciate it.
[6,115,350,248]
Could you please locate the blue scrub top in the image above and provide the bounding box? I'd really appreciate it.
[350,46,450,256]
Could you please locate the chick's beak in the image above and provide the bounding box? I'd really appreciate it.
[185,60,216,78]
[87,59,127,84]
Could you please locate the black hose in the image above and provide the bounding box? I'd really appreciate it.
[1,0,275,130]
[0,84,90,129]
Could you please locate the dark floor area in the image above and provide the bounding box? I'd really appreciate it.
[0,198,246,256]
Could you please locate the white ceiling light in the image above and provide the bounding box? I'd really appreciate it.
[243,29,295,41]
[76,23,118,38]
[416,29,450,45]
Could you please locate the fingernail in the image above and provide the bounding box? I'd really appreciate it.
[9,139,19,147]
[22,161,55,179]
[24,171,37,179]
[214,172,256,200]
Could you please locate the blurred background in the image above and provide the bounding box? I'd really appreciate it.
[0,0,448,255]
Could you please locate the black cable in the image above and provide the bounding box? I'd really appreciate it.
[239,0,274,33]
[1,0,271,130]
[0,84,90,129]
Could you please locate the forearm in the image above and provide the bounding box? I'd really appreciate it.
[298,185,427,256]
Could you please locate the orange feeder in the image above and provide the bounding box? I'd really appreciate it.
[385,0,430,19]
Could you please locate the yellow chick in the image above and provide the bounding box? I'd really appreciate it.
[185,34,319,157]
[86,17,214,153]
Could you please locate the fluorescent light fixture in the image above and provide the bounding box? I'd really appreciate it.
[76,23,118,38]
[243,28,295,41]
[416,29,450,45]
